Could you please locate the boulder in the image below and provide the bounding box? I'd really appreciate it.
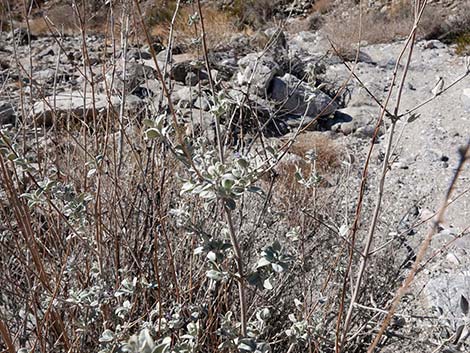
[269,73,338,119]
[170,58,208,86]
[264,28,287,51]
[10,28,37,46]
[30,91,143,126]
[124,48,152,61]
[224,89,289,137]
[102,63,158,95]
[237,53,280,96]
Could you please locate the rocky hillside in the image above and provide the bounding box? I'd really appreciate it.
[0,1,470,353]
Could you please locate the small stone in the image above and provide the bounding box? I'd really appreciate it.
[446,253,460,265]
[393,161,409,170]
[461,88,470,111]
[355,126,376,139]
[440,155,449,162]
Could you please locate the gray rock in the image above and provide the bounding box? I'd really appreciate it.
[289,31,325,56]
[237,53,280,96]
[263,28,287,52]
[157,49,170,63]
[327,107,376,135]
[269,73,338,119]
[125,48,152,61]
[170,60,208,86]
[33,69,58,85]
[30,92,143,126]
[139,79,162,97]
[0,102,16,126]
[461,88,470,111]
[10,28,37,46]
[425,269,470,322]
[182,109,215,140]
[172,86,211,111]
[421,40,446,50]
[102,63,158,95]
[283,114,318,130]
[174,86,196,108]
[355,125,380,139]
[37,47,55,59]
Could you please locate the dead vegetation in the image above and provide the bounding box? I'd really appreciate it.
[1,1,470,353]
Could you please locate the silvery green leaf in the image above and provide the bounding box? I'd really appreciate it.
[263,279,273,290]
[187,321,199,336]
[238,338,256,352]
[207,251,217,262]
[453,324,465,344]
[339,224,349,237]
[199,190,216,199]
[139,329,155,353]
[271,263,285,273]
[180,181,195,195]
[153,337,171,353]
[294,298,302,309]
[87,168,97,178]
[286,227,301,241]
[232,169,242,178]
[460,294,469,315]
[143,119,155,128]
[206,270,223,281]
[146,128,161,139]
[247,272,263,289]
[237,158,249,168]
[225,198,236,210]
[222,178,235,190]
[247,186,264,195]
[231,186,245,196]
[258,308,271,321]
[99,329,114,343]
[294,169,303,181]
[407,113,420,123]
[256,258,271,269]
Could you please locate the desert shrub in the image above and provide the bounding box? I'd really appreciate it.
[419,2,470,55]
[150,3,236,51]
[1,2,468,353]
[324,4,415,48]
[145,0,178,28]
[312,0,333,14]
[226,0,286,28]
[455,32,470,55]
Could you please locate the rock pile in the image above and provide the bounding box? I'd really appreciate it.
[0,27,342,139]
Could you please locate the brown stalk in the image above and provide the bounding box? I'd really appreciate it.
[0,318,16,353]
[338,2,429,349]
